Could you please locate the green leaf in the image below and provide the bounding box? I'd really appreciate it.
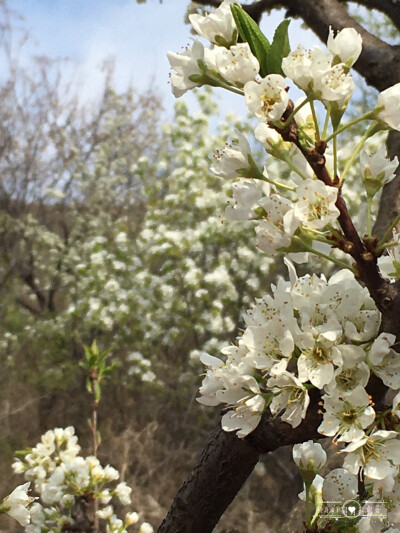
[230,4,270,77]
[265,19,291,75]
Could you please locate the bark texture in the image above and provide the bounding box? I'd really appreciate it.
[159,2,400,531]
[158,391,322,533]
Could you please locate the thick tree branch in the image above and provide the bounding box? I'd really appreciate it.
[346,0,400,31]
[158,391,322,533]
[374,131,400,239]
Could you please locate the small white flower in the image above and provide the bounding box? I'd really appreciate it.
[368,332,400,389]
[211,131,252,178]
[3,482,34,526]
[256,194,298,255]
[189,0,237,45]
[298,474,324,502]
[376,83,400,131]
[342,430,400,481]
[254,122,291,158]
[167,41,205,98]
[324,346,370,395]
[221,393,265,437]
[267,371,310,428]
[318,386,375,442]
[282,45,332,92]
[360,142,399,196]
[327,27,362,66]
[97,505,113,520]
[244,75,289,122]
[292,440,327,477]
[139,523,154,533]
[322,468,358,501]
[314,63,354,106]
[294,179,339,230]
[103,465,119,481]
[393,390,400,418]
[216,43,259,85]
[225,179,264,221]
[125,512,139,526]
[115,482,132,506]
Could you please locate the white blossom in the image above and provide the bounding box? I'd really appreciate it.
[292,440,327,476]
[268,371,310,428]
[342,430,400,482]
[189,0,237,45]
[3,483,34,526]
[167,41,205,98]
[327,27,362,66]
[216,43,259,85]
[282,45,332,92]
[244,75,289,122]
[256,194,298,255]
[211,131,252,178]
[360,142,399,196]
[225,179,265,221]
[314,63,354,106]
[318,387,375,442]
[377,83,400,131]
[294,179,339,230]
[115,481,132,505]
[139,522,154,533]
[368,332,400,389]
[322,468,358,500]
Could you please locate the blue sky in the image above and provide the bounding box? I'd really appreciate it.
[10,1,320,115]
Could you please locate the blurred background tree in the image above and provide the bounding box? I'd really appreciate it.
[0,3,290,530]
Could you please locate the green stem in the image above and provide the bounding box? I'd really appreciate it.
[282,155,310,181]
[299,235,356,272]
[252,165,295,191]
[324,110,377,143]
[333,136,338,179]
[204,71,245,96]
[377,211,400,250]
[321,103,331,140]
[216,79,244,95]
[367,196,373,236]
[310,101,320,141]
[305,485,312,527]
[340,123,381,182]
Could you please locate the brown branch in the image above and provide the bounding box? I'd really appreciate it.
[158,390,322,533]
[345,0,400,31]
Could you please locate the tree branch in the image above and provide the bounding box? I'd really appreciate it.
[345,0,400,31]
[158,391,322,533]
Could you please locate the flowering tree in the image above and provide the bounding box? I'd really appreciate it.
[0,7,283,527]
[161,1,400,532]
[0,342,154,532]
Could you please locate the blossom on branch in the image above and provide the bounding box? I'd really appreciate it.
[244,75,289,122]
[215,43,260,85]
[376,83,400,131]
[189,0,237,46]
[167,41,205,98]
[327,27,362,67]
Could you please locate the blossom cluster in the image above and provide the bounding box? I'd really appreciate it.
[6,427,153,533]
[168,2,400,531]
[198,263,392,437]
